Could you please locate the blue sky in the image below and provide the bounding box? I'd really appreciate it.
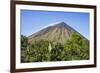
[21,10,90,39]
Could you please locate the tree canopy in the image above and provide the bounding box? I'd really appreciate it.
[21,32,89,62]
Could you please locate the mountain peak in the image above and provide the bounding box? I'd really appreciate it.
[55,21,66,24]
[54,22,67,27]
[28,21,85,45]
[56,21,66,24]
[58,21,66,24]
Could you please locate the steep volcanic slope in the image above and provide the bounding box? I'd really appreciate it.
[28,22,83,44]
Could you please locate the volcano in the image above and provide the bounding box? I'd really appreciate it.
[28,22,87,44]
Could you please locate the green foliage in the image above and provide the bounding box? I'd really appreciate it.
[21,33,89,63]
[64,33,89,60]
[30,40,50,62]
[50,43,64,61]
[21,36,50,62]
[21,35,29,62]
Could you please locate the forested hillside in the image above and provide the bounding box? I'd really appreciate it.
[21,32,89,62]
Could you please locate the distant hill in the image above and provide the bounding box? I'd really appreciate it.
[28,22,87,45]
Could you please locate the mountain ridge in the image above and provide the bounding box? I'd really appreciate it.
[28,22,87,45]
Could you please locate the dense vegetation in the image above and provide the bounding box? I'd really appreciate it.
[21,32,89,63]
